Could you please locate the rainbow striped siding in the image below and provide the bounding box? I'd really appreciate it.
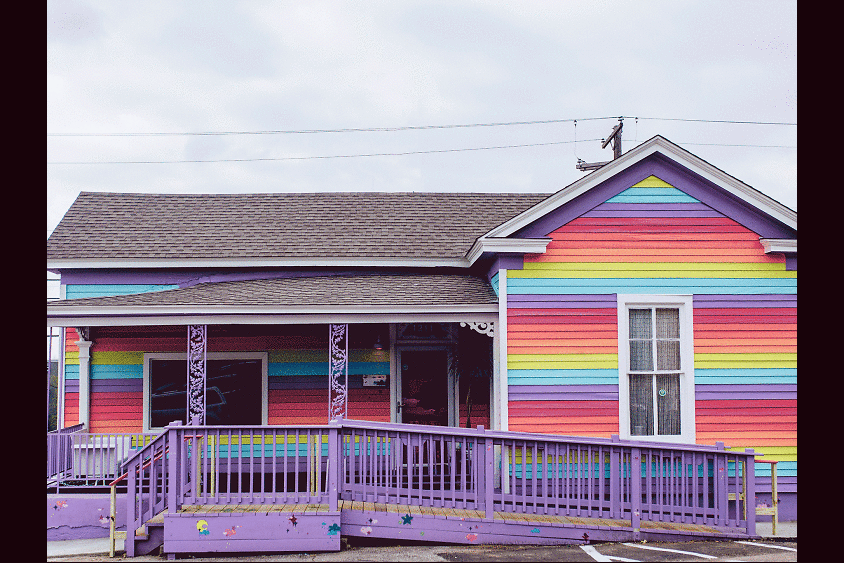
[63,325,392,432]
[506,175,797,480]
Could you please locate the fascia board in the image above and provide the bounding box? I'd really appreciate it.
[760,238,797,254]
[47,308,499,327]
[465,237,551,264]
[46,257,471,270]
[484,136,796,238]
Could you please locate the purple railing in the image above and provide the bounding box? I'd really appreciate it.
[47,427,157,488]
[120,419,756,553]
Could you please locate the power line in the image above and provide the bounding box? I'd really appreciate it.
[633,116,797,126]
[47,138,604,164]
[47,117,616,137]
[46,115,796,138]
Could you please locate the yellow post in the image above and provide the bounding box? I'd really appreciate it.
[109,483,116,557]
[770,462,778,536]
[209,434,216,497]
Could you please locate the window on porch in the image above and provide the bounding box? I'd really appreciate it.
[149,358,262,428]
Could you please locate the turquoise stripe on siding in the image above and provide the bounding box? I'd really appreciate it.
[755,461,796,477]
[507,278,797,294]
[507,369,619,385]
[65,365,79,380]
[695,368,797,385]
[606,187,700,203]
[65,284,179,299]
[90,365,143,379]
[269,361,390,377]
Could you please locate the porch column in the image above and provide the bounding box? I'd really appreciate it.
[328,324,348,421]
[76,338,92,430]
[187,325,207,425]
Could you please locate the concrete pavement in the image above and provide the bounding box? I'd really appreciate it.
[47,521,796,560]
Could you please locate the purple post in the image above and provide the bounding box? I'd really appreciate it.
[328,422,339,512]
[631,447,641,540]
[166,422,182,513]
[609,435,620,519]
[744,449,756,537]
[479,426,494,519]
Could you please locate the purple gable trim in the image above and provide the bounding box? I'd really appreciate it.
[513,154,796,239]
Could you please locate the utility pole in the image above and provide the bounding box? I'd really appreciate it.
[576,117,623,171]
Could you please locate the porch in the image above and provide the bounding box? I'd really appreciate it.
[47,419,759,558]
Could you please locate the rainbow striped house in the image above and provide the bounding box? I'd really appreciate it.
[47,136,796,546]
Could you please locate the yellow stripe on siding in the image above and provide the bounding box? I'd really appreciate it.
[520,262,788,272]
[510,265,796,279]
[631,175,675,188]
[269,349,389,363]
[694,353,797,369]
[65,351,79,365]
[90,351,144,365]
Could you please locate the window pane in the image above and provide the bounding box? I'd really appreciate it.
[656,340,680,370]
[629,374,654,436]
[630,341,654,371]
[629,309,652,339]
[656,308,679,338]
[656,374,681,435]
[206,359,262,425]
[150,359,187,428]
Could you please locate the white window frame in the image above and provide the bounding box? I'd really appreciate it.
[617,294,695,443]
[143,352,268,432]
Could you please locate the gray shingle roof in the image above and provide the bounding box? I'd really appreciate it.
[46,273,498,308]
[47,192,551,261]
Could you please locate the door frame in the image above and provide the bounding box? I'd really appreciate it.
[393,344,456,426]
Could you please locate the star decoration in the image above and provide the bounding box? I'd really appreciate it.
[401,514,413,525]
[289,515,298,526]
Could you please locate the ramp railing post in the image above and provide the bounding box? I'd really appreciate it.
[328,421,340,513]
[478,426,494,519]
[744,449,756,537]
[631,447,641,541]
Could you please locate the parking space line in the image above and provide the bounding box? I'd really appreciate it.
[736,540,797,552]
[622,542,718,559]
[580,544,641,562]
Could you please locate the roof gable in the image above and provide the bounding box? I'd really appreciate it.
[483,136,796,242]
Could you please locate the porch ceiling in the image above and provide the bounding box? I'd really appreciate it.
[46,273,500,326]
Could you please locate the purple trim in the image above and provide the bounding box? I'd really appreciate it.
[508,294,616,308]
[90,379,143,393]
[786,256,797,270]
[693,294,797,308]
[695,384,796,400]
[486,255,526,281]
[509,384,619,401]
[513,154,796,239]
[58,269,399,288]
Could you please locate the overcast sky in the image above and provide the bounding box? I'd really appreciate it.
[47,1,796,275]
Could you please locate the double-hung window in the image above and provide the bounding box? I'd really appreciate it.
[617,295,695,443]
